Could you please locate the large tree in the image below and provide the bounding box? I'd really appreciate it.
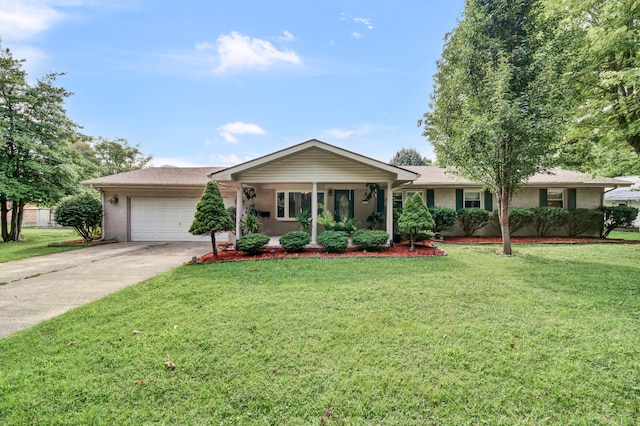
[423,0,566,255]
[0,44,81,241]
[545,0,640,176]
[91,137,152,177]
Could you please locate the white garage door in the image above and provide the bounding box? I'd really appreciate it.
[130,198,229,242]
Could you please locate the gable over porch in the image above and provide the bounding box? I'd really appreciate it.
[209,139,419,244]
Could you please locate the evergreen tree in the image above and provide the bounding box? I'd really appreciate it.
[189,181,234,256]
[397,193,435,251]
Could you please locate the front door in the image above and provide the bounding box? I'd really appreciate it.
[334,190,354,222]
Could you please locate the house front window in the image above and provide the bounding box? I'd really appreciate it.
[393,192,403,209]
[276,191,324,220]
[464,190,481,208]
[547,189,564,208]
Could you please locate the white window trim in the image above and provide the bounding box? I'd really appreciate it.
[276,190,325,221]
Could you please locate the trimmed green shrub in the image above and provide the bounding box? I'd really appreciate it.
[398,193,435,250]
[317,231,349,253]
[565,208,602,237]
[428,206,457,233]
[54,192,102,242]
[237,233,269,255]
[352,229,389,251]
[490,207,535,236]
[598,205,639,237]
[457,208,490,236]
[279,231,311,252]
[531,207,570,237]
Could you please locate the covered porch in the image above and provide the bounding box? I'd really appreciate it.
[210,140,418,245]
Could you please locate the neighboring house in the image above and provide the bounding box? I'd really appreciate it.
[5,203,58,228]
[605,176,640,228]
[83,139,632,242]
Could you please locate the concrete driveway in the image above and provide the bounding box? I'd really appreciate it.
[0,242,210,339]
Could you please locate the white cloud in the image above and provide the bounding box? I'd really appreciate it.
[217,121,267,143]
[276,30,294,42]
[340,13,375,36]
[0,0,65,40]
[198,31,301,74]
[353,17,374,30]
[323,125,371,140]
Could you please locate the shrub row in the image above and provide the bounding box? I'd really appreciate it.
[237,229,391,255]
[425,205,637,237]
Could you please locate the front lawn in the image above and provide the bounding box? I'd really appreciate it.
[0,244,638,424]
[0,228,83,263]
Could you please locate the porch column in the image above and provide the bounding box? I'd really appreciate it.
[236,183,243,240]
[386,181,394,245]
[311,182,318,245]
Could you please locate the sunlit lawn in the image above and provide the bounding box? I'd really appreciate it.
[609,229,640,240]
[0,244,638,424]
[0,228,82,263]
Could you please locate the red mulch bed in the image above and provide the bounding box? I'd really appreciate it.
[193,242,446,264]
[443,236,634,244]
[191,235,636,264]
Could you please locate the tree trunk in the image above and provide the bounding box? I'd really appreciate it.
[497,187,512,255]
[0,195,8,242]
[7,198,24,241]
[211,232,218,257]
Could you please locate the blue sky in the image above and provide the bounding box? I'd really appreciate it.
[1,0,464,167]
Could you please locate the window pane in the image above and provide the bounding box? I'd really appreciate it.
[393,192,403,209]
[301,192,312,213]
[289,192,299,218]
[464,191,481,208]
[277,192,285,218]
[547,190,563,208]
[317,193,325,214]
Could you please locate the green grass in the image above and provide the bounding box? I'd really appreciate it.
[608,230,640,240]
[0,228,83,263]
[1,244,639,424]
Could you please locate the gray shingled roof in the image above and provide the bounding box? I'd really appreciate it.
[82,167,224,187]
[605,176,640,201]
[82,165,630,188]
[403,166,629,187]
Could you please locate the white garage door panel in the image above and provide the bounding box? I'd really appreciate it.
[130,198,229,242]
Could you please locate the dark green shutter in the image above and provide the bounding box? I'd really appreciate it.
[484,190,493,212]
[376,189,385,213]
[568,188,577,210]
[426,189,435,208]
[539,189,548,207]
[455,189,464,211]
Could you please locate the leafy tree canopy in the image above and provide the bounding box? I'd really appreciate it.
[0,43,82,241]
[423,0,567,254]
[389,148,429,166]
[544,0,640,175]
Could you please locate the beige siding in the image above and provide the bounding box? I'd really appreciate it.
[237,148,395,183]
